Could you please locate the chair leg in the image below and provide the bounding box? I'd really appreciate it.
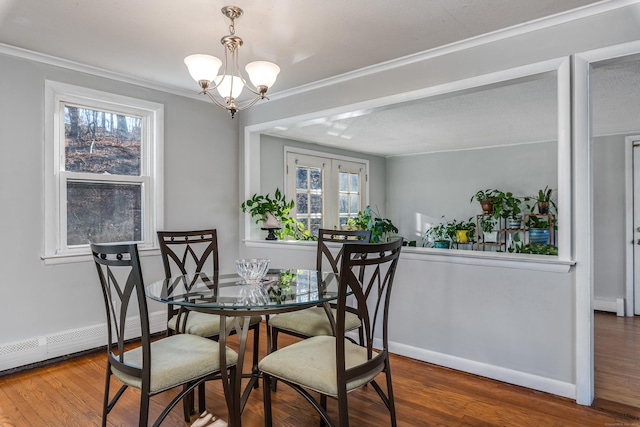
[183,384,192,421]
[140,389,150,427]
[253,323,260,389]
[337,387,349,427]
[270,329,279,391]
[320,394,327,427]
[263,373,273,427]
[102,365,111,427]
[198,382,206,414]
[385,363,397,427]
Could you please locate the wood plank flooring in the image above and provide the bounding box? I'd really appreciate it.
[594,311,640,419]
[0,321,634,426]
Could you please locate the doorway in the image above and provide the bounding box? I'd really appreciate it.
[590,53,640,411]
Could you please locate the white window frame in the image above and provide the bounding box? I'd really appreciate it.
[284,146,368,231]
[43,81,164,263]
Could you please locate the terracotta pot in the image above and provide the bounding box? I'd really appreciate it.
[480,199,494,214]
[537,201,550,214]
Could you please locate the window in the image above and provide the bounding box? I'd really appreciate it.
[44,81,163,261]
[285,148,367,235]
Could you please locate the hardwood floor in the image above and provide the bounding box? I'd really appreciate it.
[0,323,633,427]
[594,311,640,418]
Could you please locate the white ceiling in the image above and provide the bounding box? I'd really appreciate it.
[1,0,635,156]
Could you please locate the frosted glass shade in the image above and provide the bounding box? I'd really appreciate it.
[184,54,222,83]
[245,61,280,88]
[214,75,244,98]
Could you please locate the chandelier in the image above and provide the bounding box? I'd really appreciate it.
[184,6,280,119]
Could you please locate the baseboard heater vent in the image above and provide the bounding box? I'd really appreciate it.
[0,311,166,372]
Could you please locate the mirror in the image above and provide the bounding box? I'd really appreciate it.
[254,68,562,254]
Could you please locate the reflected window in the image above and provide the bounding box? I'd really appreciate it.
[286,149,367,235]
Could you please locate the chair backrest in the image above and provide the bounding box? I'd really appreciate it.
[316,228,371,274]
[157,229,219,278]
[335,239,402,382]
[91,242,149,381]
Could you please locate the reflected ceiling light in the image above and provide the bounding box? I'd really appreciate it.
[184,6,280,119]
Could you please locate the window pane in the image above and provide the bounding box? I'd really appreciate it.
[296,167,308,190]
[67,181,142,245]
[310,218,322,237]
[310,168,322,190]
[339,194,348,214]
[339,171,348,192]
[339,216,349,226]
[310,194,323,214]
[350,173,359,192]
[350,194,359,213]
[296,193,309,214]
[299,217,309,229]
[64,105,141,176]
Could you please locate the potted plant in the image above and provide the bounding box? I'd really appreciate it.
[424,216,455,248]
[241,188,295,239]
[492,190,524,228]
[529,186,557,214]
[345,205,399,243]
[526,215,551,244]
[453,217,476,244]
[470,189,500,214]
[479,216,498,243]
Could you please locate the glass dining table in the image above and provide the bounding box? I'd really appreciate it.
[145,268,341,427]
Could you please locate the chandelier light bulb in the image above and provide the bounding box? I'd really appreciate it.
[245,61,280,90]
[184,54,222,84]
[215,74,244,99]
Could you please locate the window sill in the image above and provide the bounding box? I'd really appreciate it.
[243,239,574,273]
[41,246,161,265]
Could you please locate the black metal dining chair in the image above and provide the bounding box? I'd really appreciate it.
[259,238,402,427]
[157,230,263,393]
[90,242,238,427]
[267,228,371,355]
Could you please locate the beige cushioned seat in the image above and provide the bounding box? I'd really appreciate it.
[168,312,262,338]
[267,308,361,337]
[259,335,381,396]
[112,333,238,394]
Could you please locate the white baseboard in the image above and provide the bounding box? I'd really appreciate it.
[386,339,576,401]
[0,310,166,372]
[594,297,625,316]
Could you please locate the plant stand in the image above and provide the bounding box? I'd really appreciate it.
[261,227,281,241]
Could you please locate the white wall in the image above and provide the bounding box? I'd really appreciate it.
[241,242,575,397]
[0,52,237,367]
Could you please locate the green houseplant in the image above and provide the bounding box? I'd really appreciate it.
[526,186,557,214]
[470,189,500,214]
[241,188,294,226]
[425,217,475,248]
[345,205,398,243]
[479,216,498,243]
[526,215,551,245]
[453,217,476,244]
[241,189,314,240]
[492,190,524,225]
[425,219,454,249]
